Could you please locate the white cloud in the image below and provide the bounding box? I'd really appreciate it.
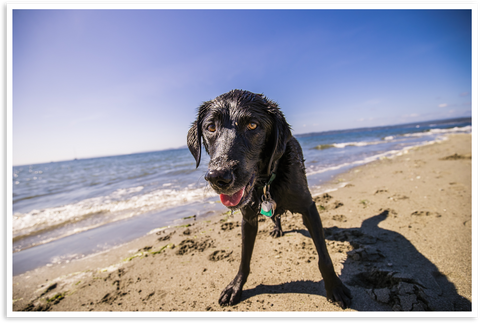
[438,103,448,108]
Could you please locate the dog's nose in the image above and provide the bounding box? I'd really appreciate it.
[205,169,233,189]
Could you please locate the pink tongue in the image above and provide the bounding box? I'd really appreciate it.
[220,187,245,207]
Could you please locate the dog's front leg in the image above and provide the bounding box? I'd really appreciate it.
[218,208,258,306]
[302,202,352,309]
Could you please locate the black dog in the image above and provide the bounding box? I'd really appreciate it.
[187,90,352,309]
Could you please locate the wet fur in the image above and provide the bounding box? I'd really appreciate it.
[187,89,352,308]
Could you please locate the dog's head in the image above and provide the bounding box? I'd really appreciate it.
[187,89,292,209]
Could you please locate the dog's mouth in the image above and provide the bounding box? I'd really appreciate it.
[218,173,256,208]
[220,188,245,207]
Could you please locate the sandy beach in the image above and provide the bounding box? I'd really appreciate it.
[11,133,473,313]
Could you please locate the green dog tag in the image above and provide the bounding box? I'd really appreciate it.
[260,201,274,217]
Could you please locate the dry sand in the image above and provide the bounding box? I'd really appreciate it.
[11,134,473,314]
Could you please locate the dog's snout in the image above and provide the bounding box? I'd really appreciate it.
[205,169,233,189]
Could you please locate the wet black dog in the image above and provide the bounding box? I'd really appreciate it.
[187,90,352,309]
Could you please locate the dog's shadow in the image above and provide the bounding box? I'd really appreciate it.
[242,210,472,311]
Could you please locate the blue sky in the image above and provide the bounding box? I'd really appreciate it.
[12,9,472,166]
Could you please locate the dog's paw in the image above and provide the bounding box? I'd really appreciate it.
[269,228,284,238]
[325,279,352,309]
[218,284,243,306]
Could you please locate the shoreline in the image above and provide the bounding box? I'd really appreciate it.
[11,133,472,313]
[11,200,225,276]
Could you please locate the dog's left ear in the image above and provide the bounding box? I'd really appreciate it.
[266,100,292,174]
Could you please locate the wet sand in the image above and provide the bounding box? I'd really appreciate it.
[11,134,473,314]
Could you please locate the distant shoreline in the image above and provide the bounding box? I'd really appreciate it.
[12,116,471,167]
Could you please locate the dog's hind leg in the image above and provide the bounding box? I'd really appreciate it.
[301,201,352,309]
[269,215,284,238]
[219,207,258,306]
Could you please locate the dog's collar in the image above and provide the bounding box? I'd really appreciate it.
[255,160,278,188]
[256,172,276,188]
[265,172,276,186]
[254,161,278,217]
[255,158,278,200]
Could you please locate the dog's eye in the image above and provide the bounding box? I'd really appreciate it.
[207,124,216,132]
[247,122,258,130]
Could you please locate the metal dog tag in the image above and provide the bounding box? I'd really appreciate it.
[260,197,276,217]
[260,185,276,217]
[261,200,273,217]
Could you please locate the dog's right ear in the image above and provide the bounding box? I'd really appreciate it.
[187,120,202,168]
[187,103,210,168]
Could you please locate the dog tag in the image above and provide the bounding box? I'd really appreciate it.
[260,187,276,217]
[260,198,276,217]
[260,201,273,217]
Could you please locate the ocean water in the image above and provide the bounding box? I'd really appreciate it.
[12,117,471,275]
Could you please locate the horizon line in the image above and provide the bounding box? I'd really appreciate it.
[12,115,472,167]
